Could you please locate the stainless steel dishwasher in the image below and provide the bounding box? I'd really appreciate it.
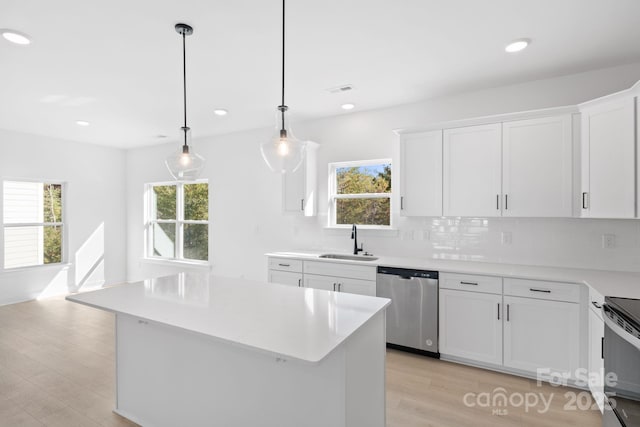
[376,266,439,357]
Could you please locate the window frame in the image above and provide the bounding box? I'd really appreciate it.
[145,180,209,264]
[328,159,393,229]
[2,179,67,270]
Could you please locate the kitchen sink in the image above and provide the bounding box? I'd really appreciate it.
[319,254,379,261]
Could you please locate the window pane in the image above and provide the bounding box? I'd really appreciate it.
[184,183,208,221]
[336,198,390,226]
[44,225,62,264]
[336,164,391,195]
[43,184,62,223]
[184,224,208,261]
[153,186,176,220]
[3,225,61,268]
[3,181,43,224]
[152,223,176,257]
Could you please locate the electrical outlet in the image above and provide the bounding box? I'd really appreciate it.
[602,234,616,249]
[501,231,513,245]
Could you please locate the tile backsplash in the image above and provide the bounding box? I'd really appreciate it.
[297,217,640,273]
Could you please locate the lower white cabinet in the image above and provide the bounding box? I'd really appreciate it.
[304,274,376,297]
[503,295,580,376]
[440,273,583,380]
[588,299,605,412]
[268,270,303,287]
[266,257,376,297]
[439,289,502,365]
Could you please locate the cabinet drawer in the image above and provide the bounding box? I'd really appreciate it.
[268,257,303,273]
[304,260,376,281]
[503,278,581,303]
[440,273,502,295]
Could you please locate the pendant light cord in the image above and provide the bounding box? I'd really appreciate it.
[182,30,188,145]
[280,0,286,132]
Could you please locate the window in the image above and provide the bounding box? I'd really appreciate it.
[3,181,64,269]
[328,159,392,227]
[146,181,209,262]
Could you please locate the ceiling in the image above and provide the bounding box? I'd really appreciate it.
[1,0,640,148]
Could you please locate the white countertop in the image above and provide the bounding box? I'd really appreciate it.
[267,251,640,299]
[66,273,390,364]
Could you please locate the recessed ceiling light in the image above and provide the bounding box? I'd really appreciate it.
[213,109,228,116]
[341,103,355,110]
[75,120,90,127]
[505,38,530,53]
[1,30,31,45]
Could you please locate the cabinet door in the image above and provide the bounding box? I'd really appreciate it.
[588,306,605,412]
[282,165,306,214]
[338,278,376,296]
[268,270,302,287]
[581,97,635,218]
[399,130,442,216]
[502,115,572,217]
[503,296,580,376]
[282,142,318,216]
[443,123,502,217]
[439,289,502,365]
[303,274,338,292]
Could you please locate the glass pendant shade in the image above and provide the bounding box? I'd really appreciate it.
[165,127,205,180]
[260,108,306,174]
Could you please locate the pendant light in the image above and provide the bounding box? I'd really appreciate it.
[260,0,306,174]
[165,23,205,181]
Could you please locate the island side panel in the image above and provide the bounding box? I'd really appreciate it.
[114,313,347,427]
[345,310,386,427]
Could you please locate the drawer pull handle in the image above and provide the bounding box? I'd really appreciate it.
[460,281,478,286]
[592,301,602,309]
[298,279,302,287]
[333,283,336,291]
[497,303,500,320]
[582,192,589,209]
[278,263,291,267]
[507,304,510,322]
[529,288,551,293]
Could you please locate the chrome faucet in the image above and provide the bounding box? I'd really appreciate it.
[351,224,363,255]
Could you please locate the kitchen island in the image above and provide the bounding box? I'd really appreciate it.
[66,273,390,427]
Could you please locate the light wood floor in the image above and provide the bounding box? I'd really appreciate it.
[0,297,602,427]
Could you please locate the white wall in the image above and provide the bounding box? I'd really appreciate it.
[126,62,640,283]
[0,129,127,305]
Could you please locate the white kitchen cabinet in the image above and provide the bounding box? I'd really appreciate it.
[282,142,318,216]
[588,287,605,412]
[303,274,336,292]
[503,295,580,377]
[443,123,502,217]
[268,270,303,287]
[399,130,442,217]
[304,274,376,297]
[502,115,573,217]
[439,289,503,365]
[580,96,636,218]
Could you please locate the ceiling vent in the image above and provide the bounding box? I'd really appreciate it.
[326,84,354,94]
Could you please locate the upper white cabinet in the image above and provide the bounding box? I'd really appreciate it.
[580,96,636,218]
[399,130,443,217]
[443,123,502,217]
[282,142,318,216]
[502,115,573,217]
[442,115,573,218]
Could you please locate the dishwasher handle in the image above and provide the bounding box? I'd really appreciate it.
[377,266,438,279]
